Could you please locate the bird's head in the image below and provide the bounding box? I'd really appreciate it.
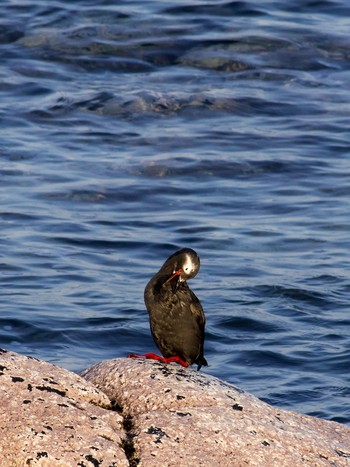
[161,248,200,293]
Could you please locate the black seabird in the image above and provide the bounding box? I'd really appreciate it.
[130,248,208,370]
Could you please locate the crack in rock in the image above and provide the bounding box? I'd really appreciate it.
[111,401,140,466]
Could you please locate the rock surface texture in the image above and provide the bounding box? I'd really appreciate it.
[1,350,350,466]
[0,349,128,466]
[81,358,350,467]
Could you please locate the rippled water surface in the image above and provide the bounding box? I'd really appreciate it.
[1,0,350,425]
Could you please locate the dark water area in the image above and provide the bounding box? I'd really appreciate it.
[1,0,350,425]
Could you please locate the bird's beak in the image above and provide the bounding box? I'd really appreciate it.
[165,269,183,293]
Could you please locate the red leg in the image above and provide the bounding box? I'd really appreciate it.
[128,352,165,362]
[128,353,189,367]
[162,356,189,367]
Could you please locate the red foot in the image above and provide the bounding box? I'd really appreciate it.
[128,352,164,362]
[162,356,189,367]
[128,353,189,368]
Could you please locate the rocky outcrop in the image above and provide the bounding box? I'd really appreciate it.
[81,358,350,467]
[0,349,128,466]
[1,349,350,466]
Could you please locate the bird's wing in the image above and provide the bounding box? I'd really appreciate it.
[189,291,206,330]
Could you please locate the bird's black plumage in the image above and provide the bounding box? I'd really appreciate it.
[144,248,208,370]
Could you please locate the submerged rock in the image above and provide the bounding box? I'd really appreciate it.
[1,350,349,466]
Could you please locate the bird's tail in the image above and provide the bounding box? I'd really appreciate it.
[196,356,208,371]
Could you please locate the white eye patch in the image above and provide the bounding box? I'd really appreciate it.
[182,254,195,274]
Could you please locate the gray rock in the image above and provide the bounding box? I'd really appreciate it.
[81,357,350,467]
[1,349,350,466]
[0,349,128,466]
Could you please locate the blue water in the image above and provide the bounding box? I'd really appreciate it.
[1,0,350,425]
